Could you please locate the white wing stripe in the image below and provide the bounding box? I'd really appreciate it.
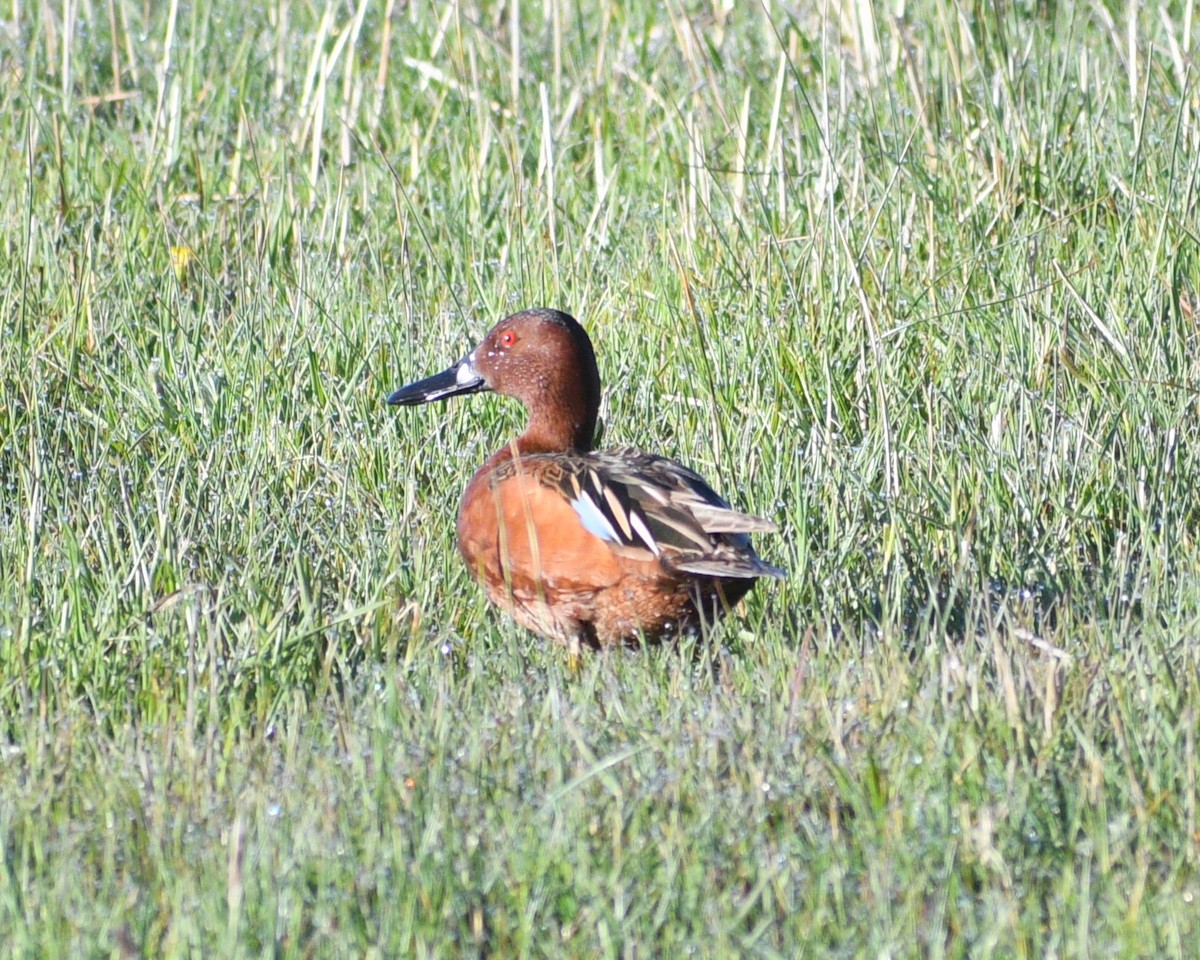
[628,510,661,555]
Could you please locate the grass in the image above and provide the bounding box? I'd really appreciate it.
[1,0,1199,955]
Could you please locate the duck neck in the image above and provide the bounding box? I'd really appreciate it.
[473,403,595,482]
[516,385,598,455]
[508,372,597,453]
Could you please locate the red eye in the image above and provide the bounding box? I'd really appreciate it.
[499,329,516,347]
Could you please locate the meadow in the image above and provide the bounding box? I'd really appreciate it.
[2,0,1199,955]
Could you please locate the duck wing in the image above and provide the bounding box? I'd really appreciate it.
[511,446,786,580]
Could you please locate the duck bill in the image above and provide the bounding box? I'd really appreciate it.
[387,354,487,405]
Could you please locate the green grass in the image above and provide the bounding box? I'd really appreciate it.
[2,0,1199,955]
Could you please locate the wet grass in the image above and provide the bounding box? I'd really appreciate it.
[2,0,1199,956]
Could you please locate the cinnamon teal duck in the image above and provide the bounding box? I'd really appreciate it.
[388,308,785,650]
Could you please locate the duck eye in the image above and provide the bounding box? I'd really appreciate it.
[499,329,517,347]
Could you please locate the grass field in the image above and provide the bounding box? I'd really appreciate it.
[2,0,1199,955]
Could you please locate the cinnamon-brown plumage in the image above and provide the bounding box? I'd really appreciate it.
[388,308,784,649]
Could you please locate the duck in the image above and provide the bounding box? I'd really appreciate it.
[388,307,784,650]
